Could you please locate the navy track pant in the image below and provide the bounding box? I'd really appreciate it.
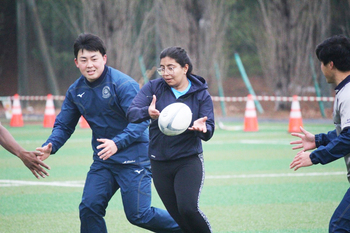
[79,160,182,233]
[329,188,350,233]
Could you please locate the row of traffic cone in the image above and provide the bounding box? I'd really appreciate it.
[243,94,302,132]
[9,93,303,132]
[9,94,89,129]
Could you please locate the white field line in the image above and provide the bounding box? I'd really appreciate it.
[0,180,85,187]
[18,138,90,144]
[0,171,346,187]
[206,171,346,179]
[208,139,290,145]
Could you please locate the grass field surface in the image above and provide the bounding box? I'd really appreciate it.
[0,121,348,233]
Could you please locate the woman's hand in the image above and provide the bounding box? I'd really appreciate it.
[148,95,160,119]
[188,116,208,133]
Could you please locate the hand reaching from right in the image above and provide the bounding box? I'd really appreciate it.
[290,127,316,152]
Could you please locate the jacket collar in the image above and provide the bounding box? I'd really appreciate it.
[335,75,350,93]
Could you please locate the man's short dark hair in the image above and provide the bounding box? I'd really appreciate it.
[316,35,350,72]
[74,33,106,58]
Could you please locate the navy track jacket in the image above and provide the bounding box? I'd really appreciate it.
[43,66,150,165]
[127,74,215,161]
[309,76,350,182]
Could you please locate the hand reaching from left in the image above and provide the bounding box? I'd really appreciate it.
[18,150,50,179]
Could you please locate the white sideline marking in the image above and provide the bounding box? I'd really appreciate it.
[0,180,85,187]
[206,171,346,179]
[209,139,290,145]
[0,172,346,187]
[18,138,90,144]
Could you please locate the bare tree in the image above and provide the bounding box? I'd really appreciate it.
[78,1,155,82]
[256,0,329,108]
[54,1,156,82]
[43,0,228,92]
[27,0,60,95]
[156,0,229,90]
[65,0,228,90]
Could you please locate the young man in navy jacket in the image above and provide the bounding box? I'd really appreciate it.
[36,33,181,233]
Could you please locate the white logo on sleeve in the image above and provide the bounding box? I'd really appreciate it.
[77,92,85,98]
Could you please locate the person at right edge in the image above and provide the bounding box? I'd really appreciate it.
[127,46,215,233]
[290,34,350,233]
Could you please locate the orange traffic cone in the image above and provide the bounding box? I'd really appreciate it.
[80,116,90,128]
[244,94,258,132]
[288,95,303,133]
[43,94,56,128]
[10,94,24,127]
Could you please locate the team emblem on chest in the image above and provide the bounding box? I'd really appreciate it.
[102,86,111,99]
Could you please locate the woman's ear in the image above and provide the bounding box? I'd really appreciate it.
[183,64,189,74]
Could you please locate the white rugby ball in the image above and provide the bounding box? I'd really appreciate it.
[158,102,192,136]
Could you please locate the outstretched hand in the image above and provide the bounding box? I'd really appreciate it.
[188,116,208,133]
[18,150,50,179]
[289,127,315,171]
[36,142,52,161]
[148,95,160,119]
[290,127,316,152]
[290,151,313,171]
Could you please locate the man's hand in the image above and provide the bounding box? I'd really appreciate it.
[148,95,160,120]
[97,138,118,160]
[188,117,208,133]
[36,143,52,161]
[290,151,313,171]
[290,127,316,152]
[18,150,50,179]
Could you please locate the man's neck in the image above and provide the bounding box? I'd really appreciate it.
[335,71,350,86]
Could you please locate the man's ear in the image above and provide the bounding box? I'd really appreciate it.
[329,61,334,69]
